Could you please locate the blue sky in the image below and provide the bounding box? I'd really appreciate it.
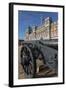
[18,10,58,40]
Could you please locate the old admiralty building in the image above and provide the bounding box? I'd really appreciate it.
[25,17,58,41]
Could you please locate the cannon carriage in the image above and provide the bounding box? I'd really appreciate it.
[20,39,58,78]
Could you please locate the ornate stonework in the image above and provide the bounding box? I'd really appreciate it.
[25,17,58,41]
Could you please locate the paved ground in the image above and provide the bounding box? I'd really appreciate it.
[18,64,25,79]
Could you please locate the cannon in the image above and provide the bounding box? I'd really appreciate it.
[20,39,58,78]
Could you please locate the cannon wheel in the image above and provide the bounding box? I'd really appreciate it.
[20,45,36,78]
